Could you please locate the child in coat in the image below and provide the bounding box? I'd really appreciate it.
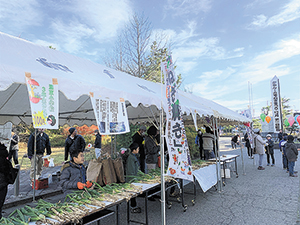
[285,135,298,177]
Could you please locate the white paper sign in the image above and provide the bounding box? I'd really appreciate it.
[25,73,59,129]
[270,76,282,132]
[90,94,130,135]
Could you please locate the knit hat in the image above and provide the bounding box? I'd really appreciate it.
[69,127,76,134]
[287,135,294,143]
[147,125,157,136]
[140,125,147,131]
[266,134,272,138]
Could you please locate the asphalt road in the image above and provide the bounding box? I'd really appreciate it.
[3,137,300,225]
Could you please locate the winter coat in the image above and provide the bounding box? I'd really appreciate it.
[202,133,214,151]
[231,135,238,143]
[64,135,86,161]
[0,149,10,189]
[60,161,87,194]
[126,153,140,183]
[265,139,274,154]
[254,134,266,155]
[244,133,251,148]
[285,142,298,162]
[27,132,51,157]
[195,134,203,150]
[94,133,102,148]
[144,135,160,164]
[279,139,287,156]
[132,131,145,158]
[10,134,19,151]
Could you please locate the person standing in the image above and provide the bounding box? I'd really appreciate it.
[132,125,147,173]
[195,129,204,159]
[27,128,51,181]
[278,129,283,142]
[94,129,102,159]
[144,125,160,172]
[0,143,11,219]
[285,135,298,177]
[265,134,275,166]
[244,132,253,159]
[64,127,86,161]
[231,134,239,149]
[202,127,215,160]
[60,149,92,197]
[279,134,288,171]
[8,130,19,165]
[253,130,266,170]
[126,143,142,213]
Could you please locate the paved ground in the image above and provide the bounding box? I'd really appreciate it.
[2,137,300,225]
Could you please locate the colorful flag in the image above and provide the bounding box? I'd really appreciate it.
[162,55,193,181]
[25,72,59,129]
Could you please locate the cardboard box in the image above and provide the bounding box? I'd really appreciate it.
[32,178,48,190]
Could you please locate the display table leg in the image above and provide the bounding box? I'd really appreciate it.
[127,200,130,225]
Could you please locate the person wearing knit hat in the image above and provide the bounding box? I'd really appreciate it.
[0,143,11,219]
[265,134,275,166]
[64,127,86,161]
[285,135,298,177]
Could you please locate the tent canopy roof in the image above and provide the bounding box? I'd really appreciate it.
[0,32,250,127]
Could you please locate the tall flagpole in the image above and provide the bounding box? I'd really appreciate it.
[160,60,166,225]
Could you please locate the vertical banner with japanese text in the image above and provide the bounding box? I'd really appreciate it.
[25,72,59,129]
[162,55,193,181]
[270,76,282,132]
[90,93,130,135]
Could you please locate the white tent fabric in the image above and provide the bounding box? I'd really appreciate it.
[0,32,250,126]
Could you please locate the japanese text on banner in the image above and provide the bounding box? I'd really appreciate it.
[25,73,59,129]
[90,95,130,135]
[162,56,193,181]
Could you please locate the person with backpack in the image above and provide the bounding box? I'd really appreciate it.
[64,127,86,161]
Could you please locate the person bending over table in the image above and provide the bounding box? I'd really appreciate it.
[126,143,142,213]
[60,148,92,198]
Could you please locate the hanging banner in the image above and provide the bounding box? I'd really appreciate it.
[191,109,198,131]
[25,72,59,129]
[162,55,193,181]
[90,93,130,135]
[270,76,282,132]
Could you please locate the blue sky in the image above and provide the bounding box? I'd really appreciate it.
[0,0,299,117]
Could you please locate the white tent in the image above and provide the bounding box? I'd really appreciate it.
[0,32,249,126]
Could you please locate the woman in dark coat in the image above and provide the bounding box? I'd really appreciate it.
[144,125,160,172]
[0,143,11,219]
[244,133,253,159]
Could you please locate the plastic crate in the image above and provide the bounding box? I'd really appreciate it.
[32,178,48,190]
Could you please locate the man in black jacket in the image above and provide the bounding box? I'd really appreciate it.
[64,127,86,161]
[132,125,146,173]
[0,143,11,219]
[27,128,51,181]
[94,129,102,159]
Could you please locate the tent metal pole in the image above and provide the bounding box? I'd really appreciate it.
[33,129,37,201]
[238,124,246,175]
[160,60,166,225]
[213,117,222,192]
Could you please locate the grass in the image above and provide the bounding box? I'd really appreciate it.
[16,142,96,170]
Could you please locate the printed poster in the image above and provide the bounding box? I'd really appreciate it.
[162,55,193,181]
[25,72,59,129]
[90,93,130,135]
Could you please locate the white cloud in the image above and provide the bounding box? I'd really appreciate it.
[165,0,213,16]
[249,0,300,28]
[0,0,41,30]
[240,35,300,83]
